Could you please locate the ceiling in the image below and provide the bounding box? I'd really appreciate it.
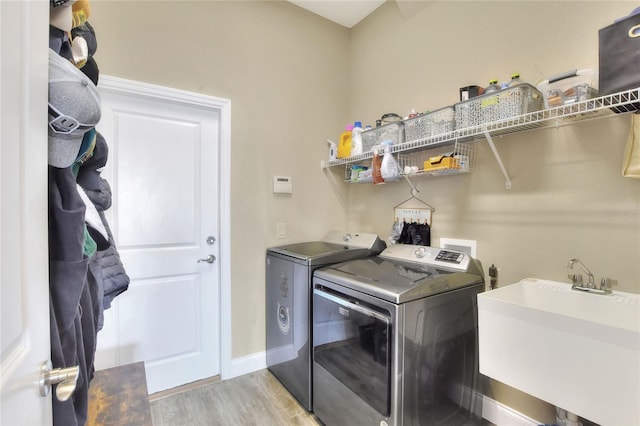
[286,0,436,28]
[287,0,386,28]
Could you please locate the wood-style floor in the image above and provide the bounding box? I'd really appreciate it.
[149,369,321,426]
[150,369,494,426]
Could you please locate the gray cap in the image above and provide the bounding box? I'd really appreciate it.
[48,48,101,168]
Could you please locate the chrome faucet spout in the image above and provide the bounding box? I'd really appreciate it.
[567,258,595,288]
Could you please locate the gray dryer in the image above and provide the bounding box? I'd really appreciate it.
[266,231,385,411]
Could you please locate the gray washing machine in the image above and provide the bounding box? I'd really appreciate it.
[312,244,485,426]
[266,232,386,411]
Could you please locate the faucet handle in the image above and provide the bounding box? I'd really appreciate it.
[568,273,583,285]
[600,278,617,291]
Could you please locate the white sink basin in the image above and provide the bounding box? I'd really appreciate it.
[478,278,640,426]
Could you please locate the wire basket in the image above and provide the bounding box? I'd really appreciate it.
[362,122,404,153]
[344,163,372,183]
[454,83,544,129]
[404,106,455,143]
[399,140,476,177]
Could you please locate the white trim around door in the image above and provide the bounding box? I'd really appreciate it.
[97,75,233,382]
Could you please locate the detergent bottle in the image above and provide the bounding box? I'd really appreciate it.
[337,124,353,158]
[350,121,364,156]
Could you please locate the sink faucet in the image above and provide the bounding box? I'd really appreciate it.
[567,258,613,295]
[567,258,595,288]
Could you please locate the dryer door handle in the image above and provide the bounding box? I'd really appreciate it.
[313,288,390,324]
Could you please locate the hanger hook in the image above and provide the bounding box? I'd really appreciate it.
[403,175,419,196]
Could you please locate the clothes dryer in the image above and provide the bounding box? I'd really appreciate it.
[266,232,385,411]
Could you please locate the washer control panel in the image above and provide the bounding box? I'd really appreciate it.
[380,244,470,270]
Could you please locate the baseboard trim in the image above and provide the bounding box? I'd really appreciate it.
[482,395,541,426]
[148,375,221,402]
[223,351,266,380]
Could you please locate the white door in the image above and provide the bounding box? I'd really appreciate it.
[0,1,52,425]
[94,76,227,393]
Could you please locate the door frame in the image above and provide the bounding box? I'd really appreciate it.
[97,75,233,380]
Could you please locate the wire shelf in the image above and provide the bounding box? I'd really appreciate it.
[324,87,640,170]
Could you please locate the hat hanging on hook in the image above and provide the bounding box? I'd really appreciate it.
[50,0,77,32]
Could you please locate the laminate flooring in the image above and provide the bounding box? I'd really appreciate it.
[150,369,493,426]
[150,369,320,426]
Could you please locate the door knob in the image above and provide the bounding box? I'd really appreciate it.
[197,255,216,264]
[39,360,79,402]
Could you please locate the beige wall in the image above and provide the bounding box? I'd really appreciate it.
[91,0,639,422]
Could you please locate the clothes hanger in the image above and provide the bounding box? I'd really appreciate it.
[393,177,435,212]
[392,177,434,229]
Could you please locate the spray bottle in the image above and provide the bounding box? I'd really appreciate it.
[326,139,337,161]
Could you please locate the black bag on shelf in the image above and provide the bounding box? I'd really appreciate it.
[599,11,640,112]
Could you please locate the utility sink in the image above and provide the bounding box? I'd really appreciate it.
[478,278,640,426]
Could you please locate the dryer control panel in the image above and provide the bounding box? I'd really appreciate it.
[323,231,385,250]
[380,244,470,271]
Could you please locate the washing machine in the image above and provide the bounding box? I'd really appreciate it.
[312,244,485,426]
[266,231,386,411]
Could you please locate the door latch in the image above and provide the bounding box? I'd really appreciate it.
[39,360,79,402]
[197,254,216,264]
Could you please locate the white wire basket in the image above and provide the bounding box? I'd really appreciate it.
[399,140,476,177]
[362,122,404,153]
[454,83,544,129]
[403,106,455,143]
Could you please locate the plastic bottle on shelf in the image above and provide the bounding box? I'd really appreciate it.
[484,79,500,94]
[380,140,401,181]
[327,139,337,161]
[508,73,523,87]
[371,147,384,185]
[350,121,364,156]
[337,124,353,158]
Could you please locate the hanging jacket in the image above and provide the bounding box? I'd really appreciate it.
[49,166,97,426]
[76,132,130,330]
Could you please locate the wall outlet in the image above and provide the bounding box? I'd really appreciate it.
[276,223,286,239]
